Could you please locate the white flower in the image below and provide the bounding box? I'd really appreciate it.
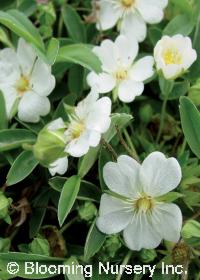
[49,156,69,176]
[0,38,55,123]
[64,92,111,157]
[96,0,168,42]
[97,152,182,251]
[87,35,154,103]
[154,35,197,80]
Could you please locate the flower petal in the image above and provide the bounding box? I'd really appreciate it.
[93,40,117,72]
[96,1,120,30]
[103,158,139,197]
[17,38,37,75]
[0,48,20,85]
[30,58,55,96]
[120,13,147,43]
[123,213,162,250]
[65,130,90,157]
[87,72,116,94]
[96,194,132,234]
[48,118,66,131]
[118,80,144,103]
[18,92,50,123]
[86,96,111,133]
[130,56,154,82]
[136,0,164,24]
[88,130,101,147]
[139,152,182,197]
[49,156,68,176]
[114,35,138,67]
[152,203,182,243]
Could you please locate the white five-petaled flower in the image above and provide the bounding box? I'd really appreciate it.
[47,92,111,176]
[154,34,197,80]
[97,152,182,251]
[87,35,154,103]
[64,92,111,157]
[96,0,168,42]
[0,38,55,123]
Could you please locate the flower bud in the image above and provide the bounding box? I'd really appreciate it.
[78,202,97,222]
[33,126,66,167]
[139,249,157,263]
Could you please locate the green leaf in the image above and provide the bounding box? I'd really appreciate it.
[78,113,132,178]
[57,44,102,73]
[0,9,45,52]
[0,26,13,47]
[49,177,101,202]
[29,189,50,238]
[156,192,184,203]
[62,5,86,43]
[0,91,7,130]
[84,219,106,261]
[46,37,60,65]
[182,220,200,239]
[58,175,81,226]
[0,129,36,152]
[167,81,189,100]
[180,97,200,159]
[6,151,38,186]
[170,0,193,16]
[163,14,195,36]
[29,238,50,256]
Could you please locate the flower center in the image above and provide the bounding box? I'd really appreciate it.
[15,75,30,96]
[115,69,128,81]
[70,121,85,139]
[134,196,154,213]
[163,48,182,65]
[121,0,135,8]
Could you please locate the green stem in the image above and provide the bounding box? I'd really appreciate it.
[156,95,168,143]
[124,129,140,162]
[179,138,187,156]
[59,217,78,234]
[116,251,132,280]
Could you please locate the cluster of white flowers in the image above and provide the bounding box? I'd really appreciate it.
[0,0,198,252]
[49,92,111,175]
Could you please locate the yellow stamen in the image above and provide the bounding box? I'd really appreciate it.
[163,49,182,65]
[121,0,135,8]
[70,121,85,139]
[134,196,154,213]
[115,69,128,81]
[15,75,30,96]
